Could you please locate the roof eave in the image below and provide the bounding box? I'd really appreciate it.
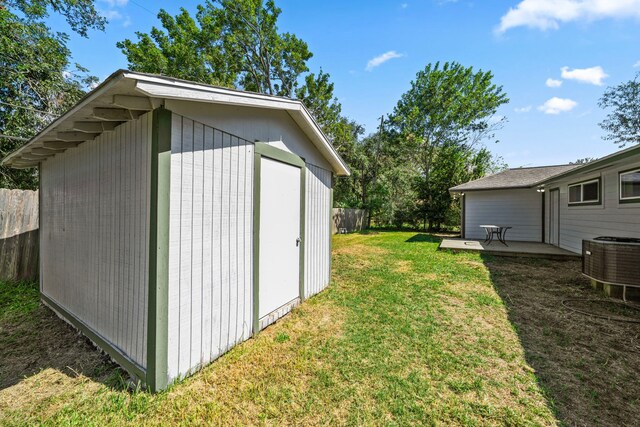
[1,69,128,167]
[449,185,534,193]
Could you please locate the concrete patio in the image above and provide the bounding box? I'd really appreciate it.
[439,238,580,260]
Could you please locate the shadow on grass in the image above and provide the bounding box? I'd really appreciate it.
[0,281,131,392]
[405,233,442,243]
[480,254,640,426]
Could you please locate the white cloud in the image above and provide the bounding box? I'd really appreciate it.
[101,9,122,20]
[560,65,608,85]
[538,97,578,114]
[99,0,129,24]
[634,60,640,68]
[365,51,404,71]
[545,78,563,87]
[515,105,532,113]
[101,0,128,6]
[496,0,640,34]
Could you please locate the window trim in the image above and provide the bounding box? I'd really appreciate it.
[567,177,601,206]
[619,167,640,204]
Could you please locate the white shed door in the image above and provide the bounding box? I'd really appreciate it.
[259,157,301,318]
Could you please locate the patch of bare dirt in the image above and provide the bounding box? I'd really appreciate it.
[333,244,386,257]
[333,244,388,271]
[484,257,640,427]
[0,303,119,392]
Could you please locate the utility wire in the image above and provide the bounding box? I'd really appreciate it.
[0,134,29,141]
[129,0,156,15]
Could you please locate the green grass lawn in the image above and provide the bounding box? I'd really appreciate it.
[0,231,612,425]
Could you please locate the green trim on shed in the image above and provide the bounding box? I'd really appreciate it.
[41,293,146,380]
[252,148,262,335]
[147,107,172,392]
[38,162,43,293]
[298,165,306,301]
[329,173,334,284]
[254,142,305,168]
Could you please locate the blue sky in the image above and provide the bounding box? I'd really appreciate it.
[49,0,640,167]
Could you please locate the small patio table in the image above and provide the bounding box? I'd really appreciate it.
[479,225,512,246]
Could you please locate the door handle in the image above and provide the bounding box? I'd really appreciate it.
[296,237,301,247]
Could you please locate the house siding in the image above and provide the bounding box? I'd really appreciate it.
[40,113,151,369]
[545,157,640,254]
[304,164,332,298]
[464,189,542,242]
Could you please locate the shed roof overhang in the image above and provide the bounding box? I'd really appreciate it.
[2,70,350,176]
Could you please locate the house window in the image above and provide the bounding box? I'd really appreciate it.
[620,169,640,203]
[568,178,600,205]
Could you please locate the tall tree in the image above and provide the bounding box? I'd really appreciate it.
[0,1,101,189]
[295,70,366,207]
[211,0,311,96]
[116,8,235,87]
[388,62,508,230]
[3,0,106,36]
[119,0,312,97]
[599,73,640,148]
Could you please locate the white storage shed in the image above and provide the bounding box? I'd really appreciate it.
[2,70,349,391]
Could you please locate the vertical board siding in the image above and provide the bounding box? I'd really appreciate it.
[464,189,543,242]
[304,164,332,298]
[547,161,640,254]
[40,113,151,369]
[167,113,254,381]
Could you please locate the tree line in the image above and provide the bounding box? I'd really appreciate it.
[1,0,639,231]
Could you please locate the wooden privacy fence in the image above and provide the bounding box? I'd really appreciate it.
[332,208,368,234]
[0,189,39,282]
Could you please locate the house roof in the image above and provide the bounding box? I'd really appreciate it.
[2,70,350,176]
[537,143,640,184]
[450,164,580,192]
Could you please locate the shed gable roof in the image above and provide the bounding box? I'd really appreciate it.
[450,164,580,192]
[2,70,350,176]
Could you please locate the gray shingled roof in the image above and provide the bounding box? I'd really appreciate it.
[450,164,580,192]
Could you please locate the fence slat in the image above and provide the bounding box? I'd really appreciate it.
[332,208,368,234]
[0,189,39,282]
